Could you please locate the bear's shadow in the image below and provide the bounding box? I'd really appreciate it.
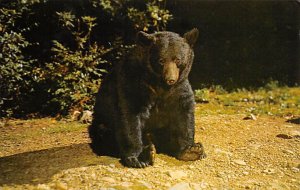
[0,143,121,186]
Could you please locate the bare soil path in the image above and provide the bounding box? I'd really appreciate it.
[0,109,299,189]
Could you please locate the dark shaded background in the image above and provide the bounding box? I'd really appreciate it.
[1,0,299,117]
[166,0,299,89]
[10,0,300,89]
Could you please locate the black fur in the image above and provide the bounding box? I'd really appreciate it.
[89,29,206,168]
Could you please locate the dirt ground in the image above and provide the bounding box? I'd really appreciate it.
[0,105,299,189]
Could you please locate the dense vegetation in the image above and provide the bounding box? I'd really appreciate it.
[0,0,172,117]
[0,0,298,118]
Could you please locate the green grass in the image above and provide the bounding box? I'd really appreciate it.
[45,121,87,134]
[195,84,300,117]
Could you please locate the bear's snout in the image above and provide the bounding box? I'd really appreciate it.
[163,62,179,86]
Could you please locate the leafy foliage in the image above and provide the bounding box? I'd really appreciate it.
[0,4,36,117]
[0,0,172,117]
[127,0,172,31]
[38,13,112,114]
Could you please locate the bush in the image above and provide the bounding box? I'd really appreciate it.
[0,3,36,117]
[37,13,111,114]
[0,0,172,117]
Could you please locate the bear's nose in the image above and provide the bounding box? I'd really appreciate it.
[166,79,176,85]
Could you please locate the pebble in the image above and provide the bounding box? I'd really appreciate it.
[232,159,247,166]
[36,184,51,190]
[138,180,152,189]
[169,182,192,190]
[166,170,187,179]
[216,171,227,179]
[243,114,257,120]
[80,110,93,123]
[215,148,233,156]
[102,177,116,183]
[71,110,81,121]
[109,164,116,168]
[262,168,276,174]
[128,169,139,176]
[190,181,209,189]
[291,167,299,173]
[119,182,133,187]
[54,182,68,190]
[282,149,294,154]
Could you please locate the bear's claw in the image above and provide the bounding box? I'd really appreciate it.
[177,143,206,161]
[123,156,149,168]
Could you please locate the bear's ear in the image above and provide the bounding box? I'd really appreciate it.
[137,31,156,46]
[183,28,199,48]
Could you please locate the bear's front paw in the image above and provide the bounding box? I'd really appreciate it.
[177,143,206,161]
[123,156,149,168]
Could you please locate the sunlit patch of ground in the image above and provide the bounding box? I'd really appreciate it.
[0,87,299,189]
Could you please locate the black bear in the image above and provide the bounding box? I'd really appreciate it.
[89,28,206,168]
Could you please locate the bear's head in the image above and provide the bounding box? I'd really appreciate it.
[137,29,199,86]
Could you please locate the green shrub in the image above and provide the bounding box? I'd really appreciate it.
[0,0,173,117]
[0,4,37,117]
[35,13,111,114]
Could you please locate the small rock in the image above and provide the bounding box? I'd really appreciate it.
[71,110,81,121]
[80,110,93,123]
[216,171,226,178]
[36,184,51,190]
[291,167,300,173]
[243,114,257,120]
[128,169,138,176]
[263,168,276,174]
[164,182,172,187]
[169,182,192,190]
[54,182,68,190]
[119,182,133,187]
[232,159,247,166]
[243,171,249,175]
[282,149,294,154]
[215,148,233,156]
[138,180,152,189]
[249,143,261,150]
[190,181,209,189]
[120,177,128,181]
[109,164,115,168]
[102,177,116,183]
[199,126,205,130]
[166,170,187,179]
